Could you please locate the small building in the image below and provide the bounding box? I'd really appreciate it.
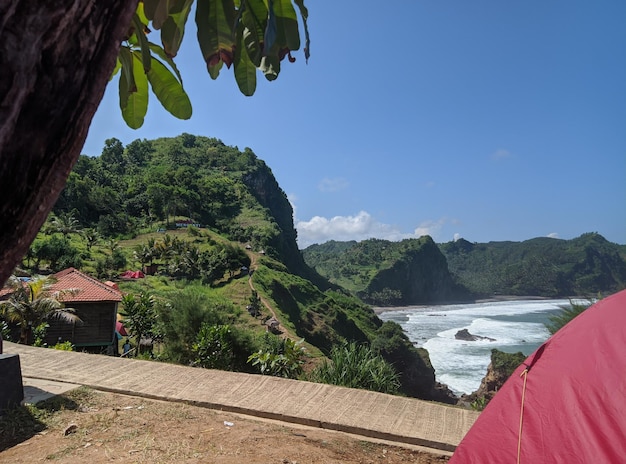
[175,218,202,228]
[46,268,123,352]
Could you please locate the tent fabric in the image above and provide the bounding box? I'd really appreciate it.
[120,270,145,279]
[450,290,626,463]
[116,321,128,336]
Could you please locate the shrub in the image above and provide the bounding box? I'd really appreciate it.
[32,323,50,347]
[33,236,82,271]
[192,324,234,370]
[157,290,233,364]
[309,341,400,395]
[491,349,526,378]
[52,341,74,351]
[247,334,306,378]
[546,299,594,334]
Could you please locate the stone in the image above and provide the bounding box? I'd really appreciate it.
[454,329,496,342]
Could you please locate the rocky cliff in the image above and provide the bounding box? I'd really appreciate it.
[362,236,471,305]
[458,349,526,409]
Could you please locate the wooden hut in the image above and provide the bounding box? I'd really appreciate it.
[46,268,123,352]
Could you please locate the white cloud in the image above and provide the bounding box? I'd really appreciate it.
[547,232,559,239]
[296,211,454,248]
[318,177,349,193]
[413,219,447,238]
[454,233,462,242]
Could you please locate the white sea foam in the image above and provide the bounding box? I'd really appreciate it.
[379,299,569,395]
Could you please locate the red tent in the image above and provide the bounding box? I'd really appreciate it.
[450,289,626,463]
[120,270,145,279]
[116,321,128,337]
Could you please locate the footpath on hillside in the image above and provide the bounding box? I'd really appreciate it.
[245,249,297,340]
[6,342,478,453]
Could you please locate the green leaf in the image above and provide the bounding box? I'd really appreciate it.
[264,1,278,55]
[208,59,224,80]
[196,0,237,75]
[293,0,310,61]
[118,47,136,110]
[147,57,192,119]
[120,51,149,129]
[148,0,170,29]
[240,0,268,66]
[133,14,152,73]
[234,26,257,95]
[272,0,300,51]
[135,2,150,25]
[260,54,280,81]
[143,0,162,21]
[149,42,184,83]
[160,0,193,57]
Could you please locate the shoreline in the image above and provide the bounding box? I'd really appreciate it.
[372,295,557,315]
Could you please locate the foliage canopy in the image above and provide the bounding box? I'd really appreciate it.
[115,0,310,128]
[0,276,81,345]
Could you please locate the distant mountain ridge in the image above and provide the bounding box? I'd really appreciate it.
[302,237,471,305]
[303,233,626,305]
[441,233,626,298]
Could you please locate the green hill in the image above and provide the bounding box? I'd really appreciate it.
[303,234,626,303]
[13,134,452,403]
[440,233,626,297]
[302,237,471,305]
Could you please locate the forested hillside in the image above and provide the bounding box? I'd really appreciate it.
[440,233,626,297]
[53,134,308,275]
[11,134,453,403]
[302,237,471,305]
[303,234,626,304]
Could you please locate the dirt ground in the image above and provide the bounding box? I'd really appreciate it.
[0,388,451,464]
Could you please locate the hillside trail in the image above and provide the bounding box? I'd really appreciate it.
[245,250,297,341]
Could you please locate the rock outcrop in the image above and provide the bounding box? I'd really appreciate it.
[458,349,526,409]
[362,236,472,305]
[454,329,496,342]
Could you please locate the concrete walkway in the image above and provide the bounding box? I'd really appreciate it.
[5,342,478,452]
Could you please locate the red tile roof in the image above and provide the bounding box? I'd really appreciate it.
[52,268,123,302]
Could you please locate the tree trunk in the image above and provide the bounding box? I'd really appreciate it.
[0,1,138,287]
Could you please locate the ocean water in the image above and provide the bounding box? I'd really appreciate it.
[378,299,570,395]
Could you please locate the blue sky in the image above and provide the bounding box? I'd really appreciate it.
[83,1,626,248]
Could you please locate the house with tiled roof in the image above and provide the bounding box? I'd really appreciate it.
[0,268,123,351]
[45,268,122,351]
[42,268,123,351]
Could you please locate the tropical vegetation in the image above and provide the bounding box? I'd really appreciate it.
[308,342,400,395]
[115,1,310,128]
[6,133,622,403]
[545,299,594,335]
[303,234,626,304]
[3,134,432,400]
[0,276,80,345]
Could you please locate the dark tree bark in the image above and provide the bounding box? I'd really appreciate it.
[0,1,138,286]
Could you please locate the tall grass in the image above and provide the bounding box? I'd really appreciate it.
[309,342,400,395]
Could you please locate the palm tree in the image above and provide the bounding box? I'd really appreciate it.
[0,275,81,345]
[133,243,155,269]
[81,228,100,251]
[48,212,81,237]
